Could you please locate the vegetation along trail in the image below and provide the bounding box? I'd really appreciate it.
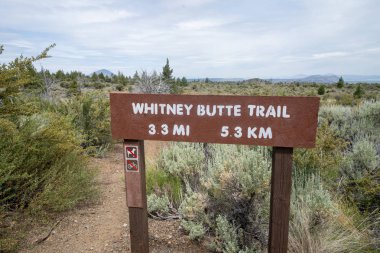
[21,143,205,253]
[1,46,379,252]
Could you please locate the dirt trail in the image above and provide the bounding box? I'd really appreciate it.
[21,142,205,253]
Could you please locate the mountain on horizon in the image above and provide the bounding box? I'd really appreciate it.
[268,74,339,84]
[343,75,380,83]
[188,77,245,82]
[89,70,380,84]
[94,69,114,77]
[267,74,380,84]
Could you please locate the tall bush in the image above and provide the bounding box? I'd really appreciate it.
[57,91,112,156]
[156,143,271,251]
[0,112,95,211]
[0,46,98,251]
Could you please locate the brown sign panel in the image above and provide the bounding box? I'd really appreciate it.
[111,93,320,148]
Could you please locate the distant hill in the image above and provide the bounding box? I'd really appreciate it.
[269,74,339,84]
[94,69,114,77]
[267,74,380,84]
[188,78,245,82]
[343,75,380,83]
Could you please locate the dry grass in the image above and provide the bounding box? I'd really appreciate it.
[289,204,371,253]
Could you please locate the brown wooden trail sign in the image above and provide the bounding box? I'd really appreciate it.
[110,93,320,253]
[111,93,319,147]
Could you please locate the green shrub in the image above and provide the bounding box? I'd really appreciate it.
[0,236,19,253]
[179,191,208,221]
[209,215,241,253]
[336,94,355,106]
[289,179,370,252]
[354,85,364,99]
[294,122,347,181]
[0,112,96,211]
[146,168,182,206]
[0,113,72,208]
[0,46,98,251]
[337,76,345,88]
[343,172,380,213]
[319,101,380,143]
[158,143,271,251]
[319,102,379,213]
[58,91,111,156]
[341,139,379,212]
[181,220,206,240]
[318,85,326,95]
[289,203,370,253]
[115,83,124,91]
[66,80,81,97]
[147,193,170,215]
[291,173,337,224]
[0,100,98,252]
[28,152,97,213]
[157,142,204,191]
[344,139,378,178]
[288,172,374,253]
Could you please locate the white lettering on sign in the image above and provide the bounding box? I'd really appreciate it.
[148,124,190,136]
[247,105,290,118]
[110,93,321,147]
[132,103,193,116]
[173,124,190,136]
[220,126,273,139]
[196,105,241,117]
[133,103,289,118]
[132,102,290,141]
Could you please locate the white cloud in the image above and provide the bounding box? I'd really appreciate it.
[62,9,137,24]
[0,0,379,77]
[312,51,350,59]
[4,40,34,49]
[161,0,216,8]
[177,19,228,30]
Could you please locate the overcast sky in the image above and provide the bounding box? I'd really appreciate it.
[1,0,379,78]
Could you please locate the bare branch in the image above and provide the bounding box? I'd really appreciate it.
[134,70,170,94]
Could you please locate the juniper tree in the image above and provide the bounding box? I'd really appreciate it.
[337,76,344,88]
[181,76,188,86]
[162,58,173,81]
[318,85,326,95]
[0,44,55,116]
[353,85,364,98]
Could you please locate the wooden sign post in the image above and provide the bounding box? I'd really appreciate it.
[269,147,293,253]
[123,140,149,252]
[110,93,320,253]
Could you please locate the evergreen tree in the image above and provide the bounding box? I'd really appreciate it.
[318,85,326,95]
[98,72,106,82]
[162,58,173,81]
[67,80,81,96]
[133,71,139,82]
[337,76,344,88]
[91,73,98,82]
[353,85,364,98]
[55,70,66,80]
[181,77,188,86]
[112,71,125,85]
